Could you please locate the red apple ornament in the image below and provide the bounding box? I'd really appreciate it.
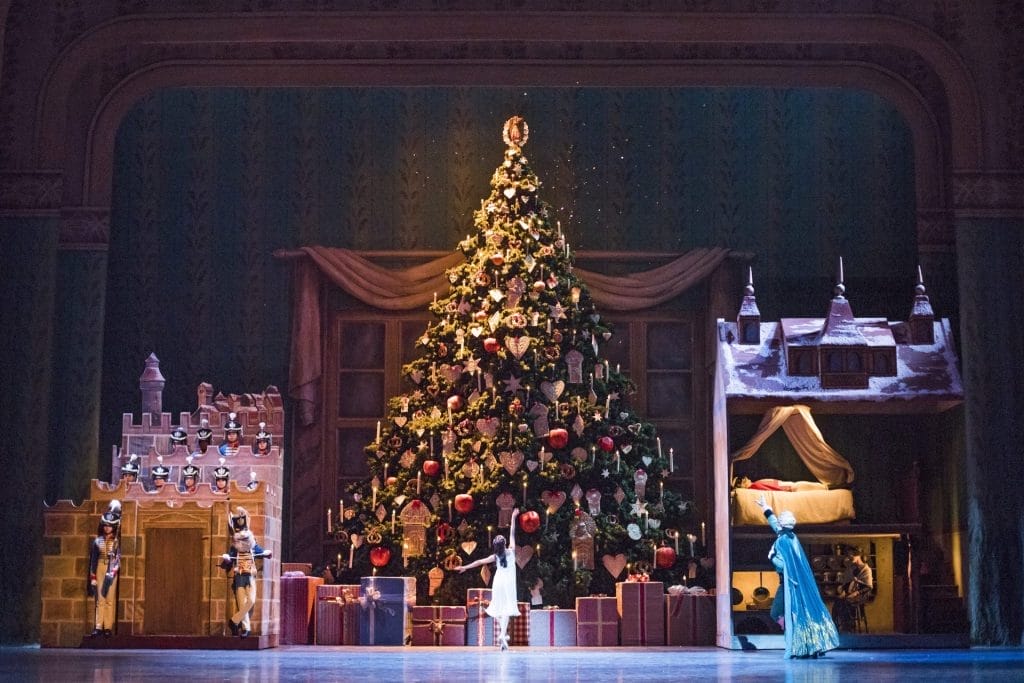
[422,459,441,477]
[547,428,569,449]
[483,337,501,353]
[519,510,541,533]
[454,493,474,514]
[655,545,677,569]
[598,435,615,452]
[369,546,392,568]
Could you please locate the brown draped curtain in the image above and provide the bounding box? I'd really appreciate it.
[280,245,730,425]
[729,404,855,486]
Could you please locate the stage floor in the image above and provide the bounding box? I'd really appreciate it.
[2,645,1023,682]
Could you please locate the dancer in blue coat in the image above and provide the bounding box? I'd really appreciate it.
[756,495,840,658]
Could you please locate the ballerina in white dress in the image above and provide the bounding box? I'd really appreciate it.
[458,507,520,650]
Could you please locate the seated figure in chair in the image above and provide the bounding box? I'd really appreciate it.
[832,547,874,632]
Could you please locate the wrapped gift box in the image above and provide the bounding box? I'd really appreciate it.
[315,584,360,645]
[358,576,416,645]
[492,602,530,646]
[616,581,666,646]
[665,591,717,646]
[576,596,618,646]
[280,572,324,644]
[466,588,494,646]
[528,608,578,646]
[411,605,468,646]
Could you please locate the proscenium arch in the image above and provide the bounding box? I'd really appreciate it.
[28,10,982,221]
[83,59,945,213]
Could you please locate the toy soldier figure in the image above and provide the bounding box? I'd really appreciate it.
[88,500,122,636]
[220,507,272,637]
[212,459,230,494]
[254,422,272,456]
[219,412,242,456]
[150,456,170,490]
[181,458,200,493]
[119,454,140,484]
[196,419,213,453]
[169,426,188,452]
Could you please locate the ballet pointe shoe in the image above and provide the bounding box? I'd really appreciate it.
[499,634,509,651]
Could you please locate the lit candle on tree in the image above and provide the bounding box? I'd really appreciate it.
[701,521,706,547]
[391,509,396,533]
[376,420,381,444]
[327,508,332,534]
[669,447,674,473]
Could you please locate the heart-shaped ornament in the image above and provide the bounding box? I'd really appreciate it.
[505,336,532,359]
[540,490,567,513]
[602,553,628,579]
[642,455,653,466]
[526,460,539,472]
[393,416,407,428]
[503,187,516,198]
[441,364,463,384]
[471,440,483,453]
[415,428,425,437]
[540,380,565,402]
[499,450,524,476]
[571,447,589,463]
[515,544,534,568]
[461,541,478,556]
[409,370,424,384]
[476,417,500,437]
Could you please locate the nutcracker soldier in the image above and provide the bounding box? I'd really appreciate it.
[87,500,122,636]
[180,459,200,493]
[169,425,188,451]
[253,422,272,456]
[220,507,272,637]
[211,459,230,494]
[219,412,242,456]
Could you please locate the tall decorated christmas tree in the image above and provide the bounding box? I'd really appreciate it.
[336,117,694,606]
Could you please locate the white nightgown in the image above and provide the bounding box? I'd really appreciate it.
[485,549,519,618]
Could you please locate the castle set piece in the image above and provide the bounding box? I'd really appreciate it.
[40,355,284,648]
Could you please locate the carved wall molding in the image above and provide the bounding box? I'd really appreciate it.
[59,206,110,249]
[952,171,1024,218]
[0,170,63,215]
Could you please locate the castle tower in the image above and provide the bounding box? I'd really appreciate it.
[138,353,165,414]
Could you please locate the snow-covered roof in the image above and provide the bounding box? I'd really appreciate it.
[718,318,963,410]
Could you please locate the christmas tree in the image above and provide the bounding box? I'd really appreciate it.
[335,117,694,606]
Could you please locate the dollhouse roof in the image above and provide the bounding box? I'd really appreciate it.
[717,317,963,412]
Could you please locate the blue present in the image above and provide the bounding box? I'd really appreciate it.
[358,576,416,645]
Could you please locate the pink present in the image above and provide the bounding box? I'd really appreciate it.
[315,584,360,645]
[280,574,323,645]
[665,592,717,646]
[575,596,618,646]
[616,581,665,646]
[411,605,468,646]
[528,608,577,646]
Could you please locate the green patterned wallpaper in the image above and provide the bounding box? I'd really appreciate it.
[101,86,917,465]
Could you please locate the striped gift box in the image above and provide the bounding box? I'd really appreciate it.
[315,584,360,645]
[492,602,530,646]
[616,581,665,646]
[665,591,717,646]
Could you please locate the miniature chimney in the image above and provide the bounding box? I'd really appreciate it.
[736,267,761,344]
[138,353,166,414]
[908,265,935,344]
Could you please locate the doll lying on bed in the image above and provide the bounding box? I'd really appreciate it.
[732,477,829,492]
